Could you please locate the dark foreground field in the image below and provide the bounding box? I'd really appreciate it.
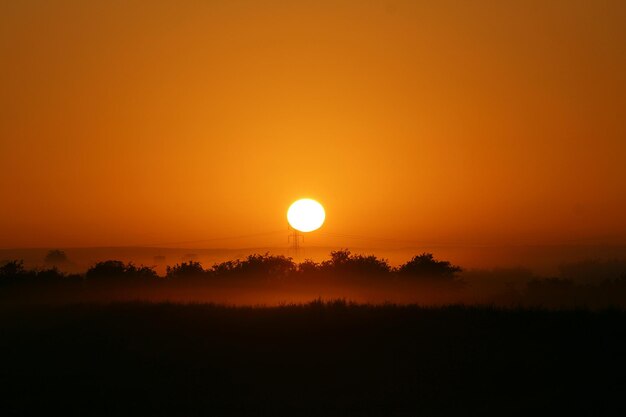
[1,302,625,416]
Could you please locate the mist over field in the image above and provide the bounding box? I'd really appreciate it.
[3,249,626,309]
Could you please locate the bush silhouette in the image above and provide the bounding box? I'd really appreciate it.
[297,259,321,275]
[0,260,26,286]
[33,267,65,284]
[0,260,26,277]
[86,260,157,281]
[238,254,295,277]
[166,261,206,280]
[397,253,462,280]
[0,260,67,287]
[211,254,296,279]
[320,249,391,276]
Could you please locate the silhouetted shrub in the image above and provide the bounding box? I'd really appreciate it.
[86,260,157,281]
[34,268,65,283]
[320,249,391,277]
[0,260,26,277]
[131,265,159,280]
[0,260,69,287]
[166,261,206,280]
[0,260,26,286]
[297,259,321,275]
[239,254,295,278]
[210,260,238,276]
[86,260,126,278]
[211,254,296,279]
[397,253,462,280]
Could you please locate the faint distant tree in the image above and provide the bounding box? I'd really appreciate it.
[44,249,69,265]
[396,253,462,280]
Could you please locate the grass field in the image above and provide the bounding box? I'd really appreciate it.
[1,301,625,416]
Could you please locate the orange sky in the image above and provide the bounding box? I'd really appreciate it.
[1,0,625,250]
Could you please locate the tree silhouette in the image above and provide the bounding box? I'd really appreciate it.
[44,249,69,265]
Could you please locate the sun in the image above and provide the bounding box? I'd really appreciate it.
[287,199,325,233]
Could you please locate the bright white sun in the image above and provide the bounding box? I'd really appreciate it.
[287,199,325,232]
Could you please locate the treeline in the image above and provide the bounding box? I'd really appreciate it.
[0,250,462,285]
[2,250,626,308]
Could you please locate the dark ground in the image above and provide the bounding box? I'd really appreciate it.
[1,302,625,416]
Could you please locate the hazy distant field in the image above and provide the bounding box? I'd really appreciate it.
[1,302,625,416]
[3,250,626,308]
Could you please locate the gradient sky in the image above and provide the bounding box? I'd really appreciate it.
[1,0,625,249]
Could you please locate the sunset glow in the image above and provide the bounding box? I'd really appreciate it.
[0,0,625,268]
[2,2,626,415]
